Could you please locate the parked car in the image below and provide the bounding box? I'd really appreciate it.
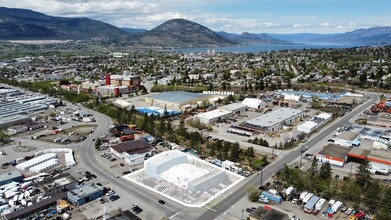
[96,198,105,204]
[158,200,165,205]
[109,195,120,201]
[322,211,327,217]
[345,208,353,215]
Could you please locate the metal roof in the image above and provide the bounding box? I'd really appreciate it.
[245,108,303,128]
[318,144,351,159]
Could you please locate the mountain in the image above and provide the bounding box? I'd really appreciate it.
[121,28,148,34]
[216,31,286,44]
[135,19,234,47]
[270,27,391,45]
[323,26,391,45]
[0,7,128,40]
[270,33,340,42]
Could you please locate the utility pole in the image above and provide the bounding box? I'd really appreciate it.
[300,150,303,168]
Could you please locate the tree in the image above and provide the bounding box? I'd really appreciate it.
[245,147,255,160]
[319,162,332,180]
[245,185,260,202]
[251,156,268,170]
[94,138,102,149]
[308,156,318,177]
[229,142,241,162]
[356,160,372,192]
[364,180,381,211]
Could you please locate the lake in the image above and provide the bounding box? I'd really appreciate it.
[166,42,367,53]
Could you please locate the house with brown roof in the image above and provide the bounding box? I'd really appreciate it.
[110,139,155,159]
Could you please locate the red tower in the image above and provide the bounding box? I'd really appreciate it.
[105,74,111,85]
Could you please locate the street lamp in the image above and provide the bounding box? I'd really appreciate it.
[241,209,244,220]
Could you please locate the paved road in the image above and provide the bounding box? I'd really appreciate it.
[78,108,188,219]
[196,94,378,220]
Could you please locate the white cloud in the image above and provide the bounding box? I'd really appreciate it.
[320,22,332,27]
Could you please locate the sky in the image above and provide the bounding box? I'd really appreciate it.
[1,0,390,34]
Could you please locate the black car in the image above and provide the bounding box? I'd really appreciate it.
[109,195,120,201]
[132,206,143,214]
[245,207,257,213]
[158,200,165,205]
[297,200,303,205]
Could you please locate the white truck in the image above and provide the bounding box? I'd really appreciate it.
[285,186,295,196]
[303,193,313,204]
[314,198,326,214]
[331,201,343,213]
[300,191,308,200]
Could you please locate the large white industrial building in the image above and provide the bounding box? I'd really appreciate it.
[194,109,231,124]
[145,150,226,192]
[241,108,304,133]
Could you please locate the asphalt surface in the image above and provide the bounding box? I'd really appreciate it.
[78,108,187,219]
[196,94,378,220]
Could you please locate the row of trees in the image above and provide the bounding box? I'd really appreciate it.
[278,160,391,219]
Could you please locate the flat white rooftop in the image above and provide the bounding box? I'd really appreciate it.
[159,163,210,189]
[245,107,303,127]
[196,109,231,120]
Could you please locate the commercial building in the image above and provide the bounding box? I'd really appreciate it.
[96,85,129,97]
[145,91,211,109]
[334,131,360,147]
[219,103,248,115]
[241,98,265,109]
[4,192,67,220]
[0,101,48,118]
[105,71,141,91]
[36,173,78,196]
[67,183,104,206]
[316,144,351,167]
[110,139,155,159]
[241,108,304,133]
[194,109,232,124]
[0,171,23,186]
[297,121,318,134]
[0,114,32,128]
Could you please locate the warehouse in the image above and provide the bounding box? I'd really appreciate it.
[0,171,23,186]
[241,98,265,109]
[219,103,248,115]
[297,121,318,134]
[0,101,48,118]
[334,131,360,147]
[359,127,385,142]
[0,114,32,128]
[145,91,211,109]
[316,144,351,167]
[36,173,78,196]
[194,109,232,124]
[29,159,59,173]
[67,183,104,206]
[145,150,227,191]
[16,153,57,171]
[241,108,304,133]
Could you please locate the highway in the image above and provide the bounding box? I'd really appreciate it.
[196,93,378,220]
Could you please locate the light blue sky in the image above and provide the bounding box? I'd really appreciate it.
[2,0,390,33]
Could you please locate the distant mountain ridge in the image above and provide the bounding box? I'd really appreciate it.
[133,19,234,47]
[216,31,286,44]
[0,7,128,40]
[1,7,390,46]
[270,27,391,45]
